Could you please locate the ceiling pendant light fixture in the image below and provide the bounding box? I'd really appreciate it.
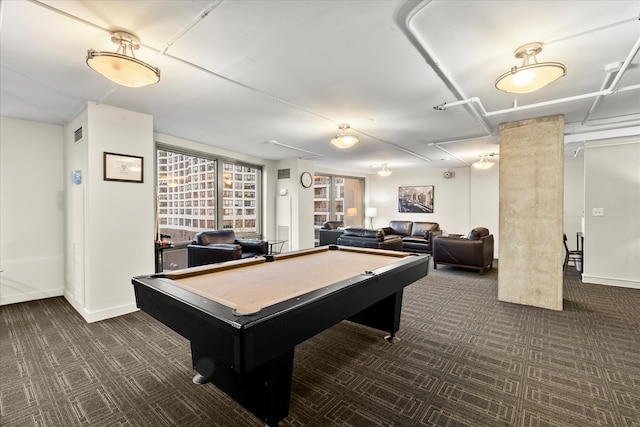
[330,123,360,149]
[377,163,392,176]
[495,42,565,93]
[472,154,495,170]
[87,31,160,88]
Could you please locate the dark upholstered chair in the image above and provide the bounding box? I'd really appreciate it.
[381,221,413,239]
[401,222,443,253]
[432,227,494,274]
[381,221,442,253]
[318,221,345,246]
[187,230,268,267]
[337,228,403,250]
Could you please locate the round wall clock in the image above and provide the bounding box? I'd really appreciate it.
[300,172,313,188]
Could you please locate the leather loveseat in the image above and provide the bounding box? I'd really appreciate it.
[432,227,494,274]
[381,220,443,253]
[337,228,403,250]
[318,221,345,246]
[187,230,268,267]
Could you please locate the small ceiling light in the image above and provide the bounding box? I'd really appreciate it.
[495,42,565,93]
[331,123,360,148]
[472,154,495,170]
[87,31,160,88]
[377,163,393,176]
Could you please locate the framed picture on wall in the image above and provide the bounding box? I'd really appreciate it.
[398,185,434,213]
[103,152,144,183]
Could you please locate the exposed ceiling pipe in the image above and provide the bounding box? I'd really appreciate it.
[564,125,640,144]
[27,0,465,165]
[395,0,493,138]
[354,129,432,162]
[474,84,640,117]
[431,143,471,166]
[155,1,224,57]
[581,33,640,125]
[582,62,621,125]
[606,34,640,91]
[433,34,640,122]
[265,140,323,159]
[432,83,639,118]
[568,113,640,135]
[573,146,583,158]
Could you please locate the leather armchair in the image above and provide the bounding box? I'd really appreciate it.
[318,221,345,246]
[402,222,443,254]
[337,228,403,250]
[187,230,268,267]
[432,227,494,274]
[381,220,413,239]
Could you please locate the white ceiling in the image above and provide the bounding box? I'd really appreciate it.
[1,0,639,174]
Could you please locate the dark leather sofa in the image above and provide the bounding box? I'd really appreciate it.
[187,230,268,267]
[337,228,403,250]
[318,221,345,246]
[432,227,494,274]
[381,220,443,253]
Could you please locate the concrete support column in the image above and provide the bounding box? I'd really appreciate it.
[498,115,564,310]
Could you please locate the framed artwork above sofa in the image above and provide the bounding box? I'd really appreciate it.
[398,185,434,213]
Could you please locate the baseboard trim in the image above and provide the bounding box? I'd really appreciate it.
[0,288,64,306]
[581,274,640,289]
[64,291,139,323]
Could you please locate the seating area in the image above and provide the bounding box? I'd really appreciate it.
[187,230,268,267]
[188,222,492,274]
[320,220,443,254]
[432,227,494,274]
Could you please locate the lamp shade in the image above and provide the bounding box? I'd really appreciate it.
[87,32,160,88]
[87,51,160,87]
[365,207,378,218]
[472,156,494,170]
[495,62,565,93]
[377,163,392,176]
[495,42,565,94]
[331,123,359,148]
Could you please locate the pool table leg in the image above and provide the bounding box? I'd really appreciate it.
[348,290,404,339]
[190,342,294,427]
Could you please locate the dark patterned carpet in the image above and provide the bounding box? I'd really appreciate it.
[1,263,639,426]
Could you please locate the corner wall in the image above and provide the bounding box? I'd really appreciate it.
[63,103,155,322]
[582,136,640,288]
[364,165,500,256]
[275,158,315,251]
[1,117,65,305]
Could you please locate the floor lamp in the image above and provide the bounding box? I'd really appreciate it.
[366,207,377,229]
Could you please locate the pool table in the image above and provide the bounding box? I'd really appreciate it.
[132,245,429,426]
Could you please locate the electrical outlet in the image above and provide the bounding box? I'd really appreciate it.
[592,208,604,217]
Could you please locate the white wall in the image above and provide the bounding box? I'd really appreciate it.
[62,103,155,322]
[1,117,65,305]
[470,164,499,248]
[367,165,501,255]
[582,136,640,288]
[274,158,315,251]
[564,156,585,251]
